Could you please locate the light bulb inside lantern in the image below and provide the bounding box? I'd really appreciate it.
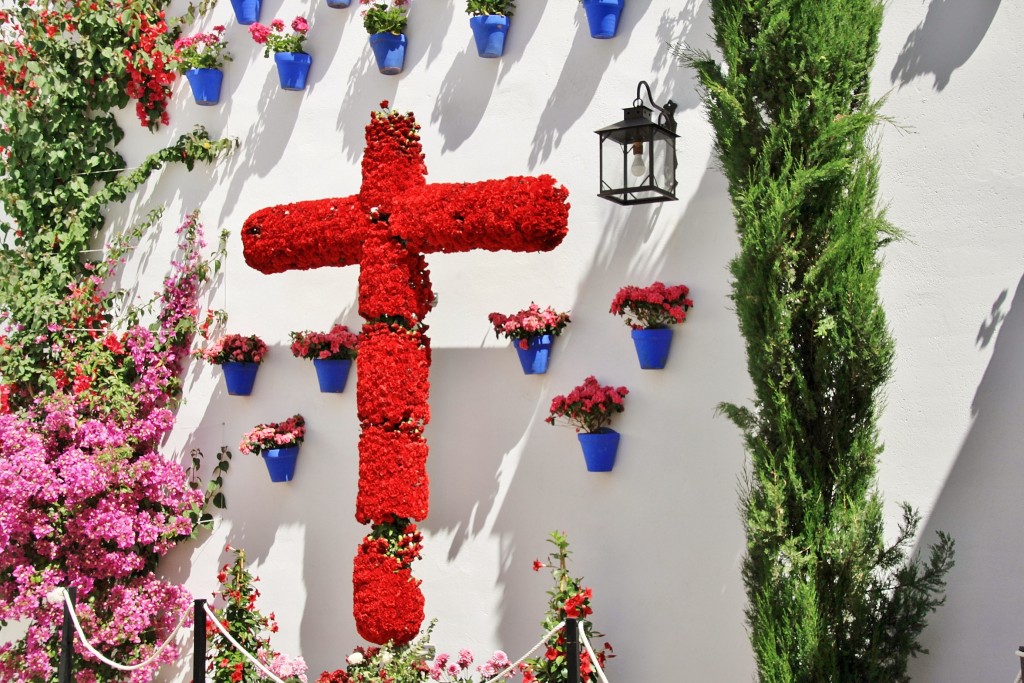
[630,141,646,178]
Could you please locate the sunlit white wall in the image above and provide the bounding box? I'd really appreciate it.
[96,0,1024,680]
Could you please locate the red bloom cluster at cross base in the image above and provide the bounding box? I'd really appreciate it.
[352,534,425,645]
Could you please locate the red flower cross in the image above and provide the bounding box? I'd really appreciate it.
[241,102,570,644]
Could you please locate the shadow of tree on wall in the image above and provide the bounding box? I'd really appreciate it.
[890,0,1001,90]
[908,274,1024,683]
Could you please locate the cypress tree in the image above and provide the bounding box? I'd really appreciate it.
[676,3,955,681]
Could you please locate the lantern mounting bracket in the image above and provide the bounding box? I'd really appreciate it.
[634,80,677,133]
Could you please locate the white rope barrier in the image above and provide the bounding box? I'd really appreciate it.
[578,622,611,683]
[52,585,610,683]
[55,587,190,672]
[480,621,566,683]
[203,602,287,683]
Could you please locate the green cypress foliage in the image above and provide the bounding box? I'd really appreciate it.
[676,3,955,681]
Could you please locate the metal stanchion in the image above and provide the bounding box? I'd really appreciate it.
[58,587,76,683]
[566,617,580,683]
[195,599,207,683]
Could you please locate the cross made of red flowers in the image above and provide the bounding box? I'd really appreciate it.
[242,102,570,645]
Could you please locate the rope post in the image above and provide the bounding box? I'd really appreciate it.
[195,599,207,683]
[58,587,76,683]
[565,617,580,683]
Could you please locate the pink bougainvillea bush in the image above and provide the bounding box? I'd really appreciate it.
[0,214,221,681]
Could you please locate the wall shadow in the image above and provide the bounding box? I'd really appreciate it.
[891,0,1002,90]
[908,274,1024,683]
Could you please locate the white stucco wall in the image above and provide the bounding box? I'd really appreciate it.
[94,0,1024,681]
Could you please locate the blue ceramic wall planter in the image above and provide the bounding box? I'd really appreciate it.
[230,0,261,25]
[582,0,624,38]
[275,52,312,90]
[313,359,353,393]
[222,362,259,396]
[577,429,620,472]
[369,33,407,75]
[263,446,300,482]
[185,68,223,106]
[631,328,674,369]
[514,334,554,374]
[326,0,352,6]
[470,15,510,58]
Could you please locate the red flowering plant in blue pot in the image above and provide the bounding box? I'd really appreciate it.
[199,332,268,395]
[610,281,693,369]
[291,323,360,393]
[489,303,570,375]
[546,376,628,472]
[239,414,307,482]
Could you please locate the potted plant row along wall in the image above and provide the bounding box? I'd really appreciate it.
[611,281,693,369]
[172,26,231,106]
[547,376,629,472]
[361,0,409,75]
[250,16,312,90]
[466,0,514,58]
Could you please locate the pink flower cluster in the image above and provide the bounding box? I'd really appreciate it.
[199,333,268,365]
[249,16,309,56]
[239,414,306,455]
[546,376,629,434]
[488,303,571,349]
[171,25,230,73]
[290,323,359,361]
[264,652,310,682]
[609,281,693,330]
[0,214,214,680]
[429,650,512,683]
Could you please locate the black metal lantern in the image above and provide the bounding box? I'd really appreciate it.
[595,81,678,205]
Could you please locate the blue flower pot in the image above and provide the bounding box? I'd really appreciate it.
[230,0,261,25]
[326,0,352,6]
[222,362,259,396]
[577,429,620,472]
[185,68,223,106]
[313,358,353,393]
[631,327,673,369]
[274,52,312,90]
[262,446,300,483]
[513,334,553,375]
[369,32,407,75]
[582,0,624,38]
[470,15,509,58]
